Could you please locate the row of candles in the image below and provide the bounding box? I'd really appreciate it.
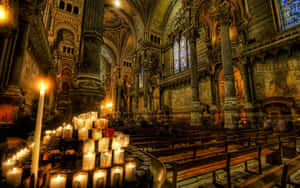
[49,162,136,188]
[1,143,34,187]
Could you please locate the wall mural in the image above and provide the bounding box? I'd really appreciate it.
[254,58,300,100]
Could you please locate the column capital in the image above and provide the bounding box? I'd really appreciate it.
[214,0,232,25]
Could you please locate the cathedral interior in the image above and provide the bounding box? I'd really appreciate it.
[1,0,300,187]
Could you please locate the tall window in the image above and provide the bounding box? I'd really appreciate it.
[180,35,187,71]
[139,68,143,88]
[173,39,180,74]
[277,0,300,30]
[173,34,191,74]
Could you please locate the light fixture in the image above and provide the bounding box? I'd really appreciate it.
[115,0,120,7]
[0,5,8,23]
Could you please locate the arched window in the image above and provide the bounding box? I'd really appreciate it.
[180,35,187,71]
[73,6,79,14]
[59,1,65,9]
[173,39,179,74]
[66,4,72,12]
[139,68,144,88]
[276,0,300,30]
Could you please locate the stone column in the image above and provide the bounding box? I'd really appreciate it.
[240,58,255,128]
[71,0,105,115]
[216,1,241,129]
[188,28,203,126]
[134,71,139,116]
[143,50,150,119]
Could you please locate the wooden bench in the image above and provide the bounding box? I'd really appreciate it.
[237,154,300,188]
[150,137,250,163]
[170,143,278,188]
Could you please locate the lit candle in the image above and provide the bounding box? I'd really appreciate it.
[122,134,130,148]
[78,127,89,140]
[75,118,84,130]
[49,174,67,188]
[93,170,107,188]
[6,167,23,187]
[45,130,52,136]
[63,124,73,139]
[100,151,112,168]
[98,138,109,152]
[95,118,108,129]
[90,112,98,122]
[113,148,125,165]
[42,135,51,145]
[112,138,121,150]
[31,82,46,188]
[92,129,102,140]
[125,162,136,182]
[85,119,93,129]
[72,172,88,188]
[56,126,63,137]
[82,152,95,171]
[1,159,16,177]
[83,140,95,153]
[111,167,123,187]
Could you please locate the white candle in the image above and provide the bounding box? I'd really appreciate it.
[74,118,84,130]
[82,152,95,171]
[2,159,16,177]
[125,162,136,182]
[100,151,112,168]
[122,134,130,148]
[113,148,125,165]
[42,135,51,145]
[90,112,98,122]
[93,170,107,188]
[31,83,45,188]
[49,174,67,188]
[111,167,123,187]
[45,130,52,136]
[85,119,93,129]
[6,167,23,187]
[73,172,88,188]
[112,138,122,150]
[92,129,102,140]
[56,126,63,137]
[83,140,95,153]
[78,127,89,140]
[98,138,109,152]
[63,124,73,139]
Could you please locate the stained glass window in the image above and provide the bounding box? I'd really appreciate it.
[187,40,191,69]
[180,35,187,71]
[139,68,143,88]
[173,39,179,74]
[278,0,300,30]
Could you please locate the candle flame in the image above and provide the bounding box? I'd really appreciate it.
[40,83,45,94]
[13,168,16,171]
[0,5,9,23]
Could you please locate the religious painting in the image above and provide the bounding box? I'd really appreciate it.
[277,0,300,30]
[254,59,300,100]
[218,67,245,104]
[0,104,16,124]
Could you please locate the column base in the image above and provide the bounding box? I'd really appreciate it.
[190,101,204,126]
[223,97,241,129]
[70,74,105,115]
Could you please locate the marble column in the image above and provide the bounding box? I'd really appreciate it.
[188,28,203,126]
[71,0,105,115]
[217,1,241,129]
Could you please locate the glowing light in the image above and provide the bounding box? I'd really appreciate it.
[106,103,113,108]
[0,5,8,23]
[115,0,120,7]
[40,83,45,95]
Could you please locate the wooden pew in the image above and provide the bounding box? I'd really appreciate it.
[150,137,250,163]
[170,143,278,188]
[237,154,300,188]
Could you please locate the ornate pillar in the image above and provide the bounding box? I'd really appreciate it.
[240,58,255,128]
[188,28,203,126]
[143,49,151,119]
[134,70,139,117]
[216,1,241,129]
[71,0,105,115]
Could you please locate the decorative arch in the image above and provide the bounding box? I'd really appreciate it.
[54,23,78,42]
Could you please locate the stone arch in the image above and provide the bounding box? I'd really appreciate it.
[54,23,78,42]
